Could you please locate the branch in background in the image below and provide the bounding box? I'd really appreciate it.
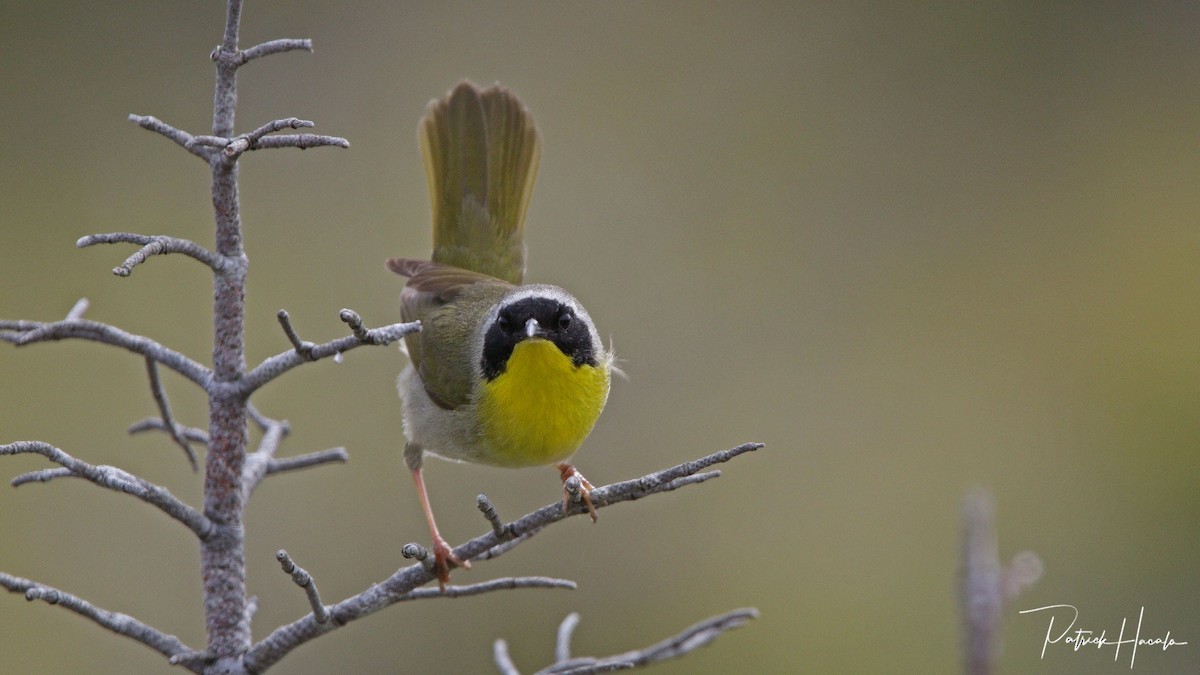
[0,572,202,673]
[144,356,199,471]
[492,609,759,674]
[240,310,420,395]
[77,232,232,276]
[1,441,213,540]
[0,311,212,389]
[242,443,760,672]
[959,488,1044,675]
[129,417,211,445]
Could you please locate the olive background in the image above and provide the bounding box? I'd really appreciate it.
[2,2,1198,673]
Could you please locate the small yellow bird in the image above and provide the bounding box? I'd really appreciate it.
[387,81,613,587]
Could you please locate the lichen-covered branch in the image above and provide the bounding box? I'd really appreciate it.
[1,441,213,539]
[491,608,759,674]
[77,232,232,276]
[240,310,419,396]
[242,443,760,672]
[0,572,201,672]
[0,314,212,389]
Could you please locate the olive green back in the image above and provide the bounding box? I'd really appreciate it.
[418,81,541,285]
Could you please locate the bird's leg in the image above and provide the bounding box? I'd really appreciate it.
[557,463,597,523]
[410,465,470,590]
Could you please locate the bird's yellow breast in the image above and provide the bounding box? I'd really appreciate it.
[476,339,609,467]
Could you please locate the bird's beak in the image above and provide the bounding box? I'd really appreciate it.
[524,318,542,338]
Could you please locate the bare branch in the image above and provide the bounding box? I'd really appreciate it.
[276,550,329,624]
[128,417,210,445]
[224,117,315,159]
[11,467,75,486]
[495,640,520,675]
[1,441,212,540]
[127,114,212,160]
[65,297,90,320]
[241,415,290,499]
[959,488,1043,675]
[238,38,313,64]
[242,443,760,672]
[0,572,201,672]
[0,316,212,389]
[145,356,199,471]
[398,576,576,602]
[245,575,575,673]
[476,494,510,538]
[533,609,759,674]
[241,311,419,396]
[77,232,230,276]
[276,309,316,360]
[265,448,348,476]
[245,133,350,151]
[556,613,581,663]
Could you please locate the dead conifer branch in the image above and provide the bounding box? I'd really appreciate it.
[515,608,758,674]
[0,315,212,388]
[243,444,760,671]
[276,550,329,624]
[127,114,212,160]
[238,39,313,64]
[77,232,230,276]
[0,441,212,539]
[0,572,201,671]
[128,417,211,445]
[241,312,419,395]
[263,448,348,476]
[145,356,199,471]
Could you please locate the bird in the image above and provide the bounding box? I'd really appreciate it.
[386,81,613,588]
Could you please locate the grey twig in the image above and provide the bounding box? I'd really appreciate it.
[244,134,350,151]
[145,356,199,471]
[224,117,315,159]
[529,609,759,674]
[127,114,212,161]
[495,639,520,675]
[241,414,289,499]
[11,467,75,486]
[276,550,329,624]
[276,309,316,360]
[242,443,760,672]
[77,232,230,276]
[556,612,581,663]
[0,572,201,672]
[477,494,510,538]
[238,38,313,64]
[65,297,90,320]
[0,315,212,389]
[264,448,349,476]
[128,417,210,445]
[1,441,212,540]
[241,312,419,396]
[959,488,1043,675]
[396,576,576,603]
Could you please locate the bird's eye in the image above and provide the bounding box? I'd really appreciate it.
[497,314,510,331]
[557,313,572,331]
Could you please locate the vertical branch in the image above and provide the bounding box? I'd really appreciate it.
[202,0,251,662]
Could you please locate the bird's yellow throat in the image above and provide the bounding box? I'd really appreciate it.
[477,338,609,467]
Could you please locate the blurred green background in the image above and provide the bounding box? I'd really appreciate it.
[2,2,1198,673]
